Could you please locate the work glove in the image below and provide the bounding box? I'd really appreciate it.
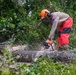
[43,39,56,50]
[43,39,53,49]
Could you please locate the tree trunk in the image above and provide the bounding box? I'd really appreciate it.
[0,44,76,63]
[12,50,76,63]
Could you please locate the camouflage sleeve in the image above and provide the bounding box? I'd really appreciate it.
[48,16,59,39]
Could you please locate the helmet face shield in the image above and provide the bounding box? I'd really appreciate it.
[41,16,51,25]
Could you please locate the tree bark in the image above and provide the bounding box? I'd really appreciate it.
[12,50,76,63]
[0,44,76,63]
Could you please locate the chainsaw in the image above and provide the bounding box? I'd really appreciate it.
[42,39,55,51]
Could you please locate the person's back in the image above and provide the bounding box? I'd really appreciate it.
[51,12,70,23]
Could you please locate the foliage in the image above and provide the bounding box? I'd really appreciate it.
[0,0,52,44]
[0,0,76,46]
[0,51,76,75]
[0,0,76,75]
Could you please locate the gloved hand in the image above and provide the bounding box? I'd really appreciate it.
[43,39,53,47]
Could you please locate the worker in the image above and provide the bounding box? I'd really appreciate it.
[40,9,73,50]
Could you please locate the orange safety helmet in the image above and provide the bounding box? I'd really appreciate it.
[40,9,50,19]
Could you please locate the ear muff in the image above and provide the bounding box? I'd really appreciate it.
[44,11,49,17]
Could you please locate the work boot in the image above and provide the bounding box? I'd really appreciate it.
[58,45,69,51]
[62,44,69,50]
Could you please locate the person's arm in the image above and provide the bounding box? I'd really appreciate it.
[48,16,59,39]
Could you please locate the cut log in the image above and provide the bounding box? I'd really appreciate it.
[0,44,76,63]
[12,50,76,63]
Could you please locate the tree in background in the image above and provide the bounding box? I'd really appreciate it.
[0,0,76,47]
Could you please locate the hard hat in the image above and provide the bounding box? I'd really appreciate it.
[40,9,50,19]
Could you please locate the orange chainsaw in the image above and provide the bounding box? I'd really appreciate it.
[43,39,55,51]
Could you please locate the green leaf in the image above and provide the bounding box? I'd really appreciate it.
[1,68,10,75]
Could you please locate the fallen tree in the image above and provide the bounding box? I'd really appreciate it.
[0,44,76,63]
[12,49,76,63]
